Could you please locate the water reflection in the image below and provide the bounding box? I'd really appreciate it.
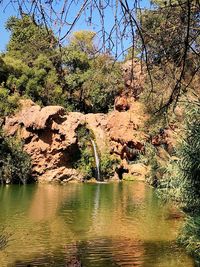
[12,239,193,267]
[0,182,195,267]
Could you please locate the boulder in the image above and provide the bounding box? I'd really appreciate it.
[38,167,84,183]
[123,163,149,181]
[20,105,65,130]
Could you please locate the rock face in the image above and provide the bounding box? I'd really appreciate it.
[4,99,150,183]
[4,100,86,183]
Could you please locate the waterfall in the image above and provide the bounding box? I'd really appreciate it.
[91,140,101,181]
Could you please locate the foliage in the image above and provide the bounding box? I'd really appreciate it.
[6,15,56,63]
[157,105,200,212]
[63,33,123,113]
[178,215,200,263]
[0,87,20,117]
[139,0,199,66]
[152,104,200,260]
[100,153,119,179]
[153,107,200,210]
[3,18,123,112]
[0,132,32,184]
[177,105,200,212]
[83,56,123,113]
[1,54,63,106]
[3,16,64,106]
[138,0,200,110]
[74,125,95,179]
[68,30,97,57]
[142,142,161,186]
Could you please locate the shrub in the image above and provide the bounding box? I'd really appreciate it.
[100,153,119,179]
[176,106,200,212]
[74,125,95,179]
[178,216,200,264]
[0,132,32,184]
[0,88,20,117]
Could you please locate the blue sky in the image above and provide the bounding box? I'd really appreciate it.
[0,0,150,53]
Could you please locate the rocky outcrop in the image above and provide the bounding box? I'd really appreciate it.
[107,101,148,157]
[3,99,150,183]
[4,100,86,182]
[123,163,150,181]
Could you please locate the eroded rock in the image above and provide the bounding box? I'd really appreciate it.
[3,100,151,183]
[3,100,86,183]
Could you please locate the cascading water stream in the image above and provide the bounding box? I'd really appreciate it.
[91,140,101,181]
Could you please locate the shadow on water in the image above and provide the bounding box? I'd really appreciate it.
[12,238,196,267]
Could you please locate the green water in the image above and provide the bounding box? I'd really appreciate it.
[0,181,195,267]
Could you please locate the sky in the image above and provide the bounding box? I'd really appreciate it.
[0,0,151,54]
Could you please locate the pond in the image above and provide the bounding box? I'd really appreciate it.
[0,181,195,267]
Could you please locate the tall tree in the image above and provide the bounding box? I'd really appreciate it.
[6,16,57,64]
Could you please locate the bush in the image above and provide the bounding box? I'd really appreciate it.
[0,88,20,117]
[0,132,32,184]
[100,153,119,179]
[176,106,200,212]
[74,125,95,179]
[153,104,200,260]
[178,216,200,264]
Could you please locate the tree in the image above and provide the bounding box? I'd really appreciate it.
[62,31,123,113]
[69,30,97,56]
[0,131,32,184]
[136,0,200,111]
[1,54,63,106]
[6,15,57,64]
[2,19,123,112]
[2,16,64,106]
[1,0,199,109]
[0,87,19,117]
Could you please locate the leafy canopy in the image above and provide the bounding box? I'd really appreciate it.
[2,16,123,113]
